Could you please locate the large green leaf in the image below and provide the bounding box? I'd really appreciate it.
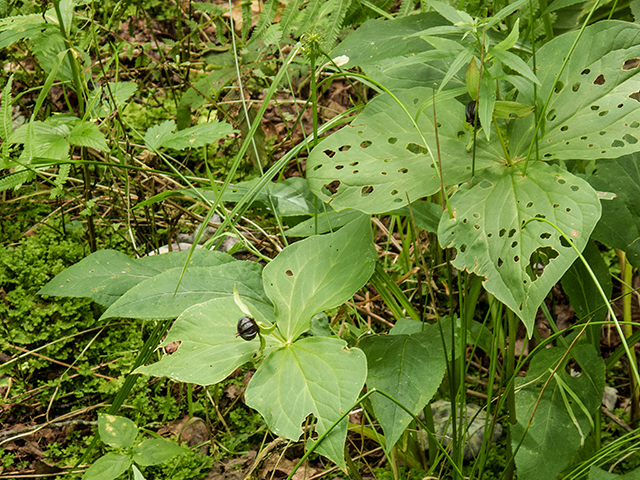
[135,297,273,385]
[245,337,367,469]
[511,21,640,160]
[307,88,501,214]
[438,161,601,335]
[359,325,446,451]
[512,343,605,480]
[263,215,377,342]
[329,12,465,91]
[101,261,270,321]
[590,465,640,479]
[38,249,234,307]
[588,154,640,268]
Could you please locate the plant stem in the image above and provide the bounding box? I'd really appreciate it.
[493,118,512,165]
[618,250,639,426]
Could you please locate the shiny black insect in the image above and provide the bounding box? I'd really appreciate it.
[236,316,259,341]
[466,101,479,127]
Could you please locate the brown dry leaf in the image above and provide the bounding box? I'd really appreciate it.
[259,456,319,480]
[222,0,262,34]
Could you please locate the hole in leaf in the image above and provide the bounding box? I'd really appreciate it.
[498,258,503,267]
[599,110,609,116]
[479,179,492,189]
[600,131,606,136]
[406,142,428,154]
[519,303,524,311]
[572,82,580,92]
[473,212,480,219]
[499,229,506,237]
[508,228,516,238]
[460,244,467,252]
[394,198,402,203]
[526,201,533,208]
[285,270,294,277]
[631,121,640,128]
[546,109,557,121]
[560,235,572,248]
[313,164,323,171]
[591,105,600,111]
[511,241,518,248]
[581,68,590,75]
[581,136,588,140]
[618,103,625,108]
[463,218,468,224]
[388,137,398,144]
[391,189,398,195]
[601,150,607,154]
[558,178,566,184]
[352,170,359,174]
[398,168,409,174]
[566,207,572,212]
[361,141,372,148]
[384,158,391,162]
[570,185,579,191]
[612,139,625,147]
[544,153,553,158]
[324,149,336,158]
[623,58,640,71]
[323,180,340,195]
[474,224,480,230]
[588,144,594,147]
[540,232,552,239]
[629,91,640,103]
[561,125,569,132]
[623,134,638,144]
[357,130,364,136]
[526,246,560,281]
[514,255,520,262]
[413,98,419,105]
[458,131,466,138]
[349,161,359,166]
[381,171,387,175]
[535,213,546,219]
[335,165,344,170]
[554,81,564,93]
[339,145,351,151]
[488,233,493,238]
[594,74,605,85]
[361,185,374,196]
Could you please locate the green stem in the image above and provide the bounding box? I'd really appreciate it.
[493,118,512,165]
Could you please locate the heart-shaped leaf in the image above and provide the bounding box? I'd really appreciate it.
[98,414,138,449]
[263,215,376,342]
[359,324,446,451]
[438,161,600,335]
[245,337,367,469]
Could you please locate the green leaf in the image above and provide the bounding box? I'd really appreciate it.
[135,297,270,385]
[82,453,131,480]
[438,161,601,336]
[144,120,175,150]
[492,100,534,119]
[479,71,497,141]
[132,438,188,466]
[489,48,540,86]
[38,249,161,307]
[101,261,271,321]
[98,413,138,449]
[589,465,640,479]
[68,120,108,151]
[162,121,234,150]
[245,337,367,469]
[1,74,13,146]
[493,19,520,51]
[285,209,367,237]
[512,343,604,480]
[561,240,612,324]
[588,154,640,268]
[263,215,376,342]
[131,465,145,480]
[307,88,500,214]
[359,325,446,451]
[511,21,640,160]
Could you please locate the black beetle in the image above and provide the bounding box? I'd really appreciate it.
[236,316,259,341]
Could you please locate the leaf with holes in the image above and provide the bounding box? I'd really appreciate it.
[438,161,600,335]
[245,336,367,469]
[307,88,501,214]
[510,21,640,160]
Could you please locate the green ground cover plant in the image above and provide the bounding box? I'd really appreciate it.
[3,0,640,478]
